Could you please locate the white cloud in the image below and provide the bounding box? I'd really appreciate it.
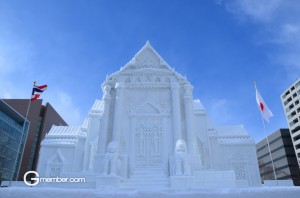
[0,80,27,99]
[208,98,234,125]
[219,0,300,79]
[0,24,82,126]
[46,91,83,126]
[224,0,283,22]
[0,28,37,100]
[3,92,12,99]
[282,24,299,40]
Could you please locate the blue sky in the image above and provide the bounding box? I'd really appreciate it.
[0,0,299,142]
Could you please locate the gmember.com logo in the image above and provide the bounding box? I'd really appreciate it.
[24,171,86,186]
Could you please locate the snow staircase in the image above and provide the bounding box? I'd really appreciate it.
[121,166,170,189]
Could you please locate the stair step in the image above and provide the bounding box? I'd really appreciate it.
[133,173,165,176]
[121,166,170,189]
[127,178,168,181]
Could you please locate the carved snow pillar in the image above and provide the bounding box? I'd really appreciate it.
[171,82,182,144]
[112,82,124,142]
[98,84,112,155]
[184,84,195,155]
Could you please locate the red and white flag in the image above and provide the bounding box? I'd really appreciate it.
[255,88,273,122]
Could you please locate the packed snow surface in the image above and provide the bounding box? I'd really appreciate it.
[1,187,300,198]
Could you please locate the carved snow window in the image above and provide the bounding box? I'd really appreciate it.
[49,167,61,177]
[234,164,248,180]
[46,149,64,178]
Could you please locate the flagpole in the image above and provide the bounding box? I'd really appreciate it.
[254,82,278,184]
[9,82,34,186]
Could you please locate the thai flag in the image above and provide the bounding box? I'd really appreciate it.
[31,84,48,102]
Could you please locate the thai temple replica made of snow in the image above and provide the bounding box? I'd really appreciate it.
[37,42,261,189]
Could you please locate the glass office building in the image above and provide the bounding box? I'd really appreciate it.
[281,78,300,168]
[0,100,29,181]
[3,99,68,181]
[256,128,300,185]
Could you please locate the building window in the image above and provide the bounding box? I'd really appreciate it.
[295,81,300,88]
[290,118,299,127]
[290,111,296,119]
[284,97,292,105]
[0,111,29,181]
[257,145,284,160]
[291,126,300,134]
[291,86,295,91]
[285,90,290,96]
[294,134,300,142]
[270,137,281,145]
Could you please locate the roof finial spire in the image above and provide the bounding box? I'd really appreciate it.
[146,40,150,45]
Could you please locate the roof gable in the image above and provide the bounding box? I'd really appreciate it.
[122,41,171,71]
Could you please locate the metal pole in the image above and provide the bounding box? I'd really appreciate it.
[16,98,31,178]
[260,113,278,182]
[9,83,33,186]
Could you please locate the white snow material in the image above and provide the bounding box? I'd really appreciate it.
[41,126,86,146]
[0,187,300,198]
[90,99,104,113]
[47,126,81,137]
[216,125,249,137]
[36,42,262,189]
[123,41,171,70]
[81,118,88,131]
[193,99,205,111]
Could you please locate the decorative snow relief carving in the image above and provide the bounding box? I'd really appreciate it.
[37,41,261,189]
[135,48,160,68]
[46,149,65,177]
[174,139,191,176]
[102,141,119,176]
[135,118,163,165]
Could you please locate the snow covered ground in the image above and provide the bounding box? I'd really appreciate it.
[0,187,300,198]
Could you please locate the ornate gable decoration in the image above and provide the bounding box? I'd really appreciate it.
[135,47,160,68]
[128,101,169,117]
[47,149,65,164]
[123,41,171,70]
[137,103,160,114]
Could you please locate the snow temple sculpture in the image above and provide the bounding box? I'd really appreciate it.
[37,42,261,189]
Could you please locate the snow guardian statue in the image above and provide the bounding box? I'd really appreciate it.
[174,139,191,176]
[37,41,261,189]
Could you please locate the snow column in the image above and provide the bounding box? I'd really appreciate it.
[112,82,124,143]
[171,82,182,145]
[98,84,111,155]
[83,110,101,171]
[184,84,195,155]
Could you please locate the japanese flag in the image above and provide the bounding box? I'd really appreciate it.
[256,88,273,122]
